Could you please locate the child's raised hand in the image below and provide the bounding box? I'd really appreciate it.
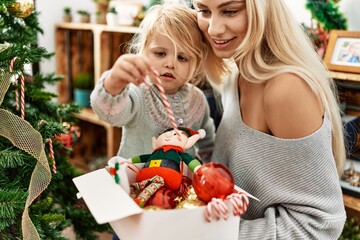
[104,54,151,96]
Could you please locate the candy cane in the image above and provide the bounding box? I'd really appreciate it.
[142,69,180,139]
[48,138,56,174]
[9,57,19,111]
[149,68,179,132]
[9,57,25,119]
[205,198,229,222]
[19,73,25,119]
[225,192,249,217]
[38,120,57,174]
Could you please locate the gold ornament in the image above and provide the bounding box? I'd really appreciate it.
[183,185,200,201]
[175,199,205,209]
[143,205,164,211]
[7,0,34,18]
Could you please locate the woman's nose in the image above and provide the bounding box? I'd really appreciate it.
[208,16,225,37]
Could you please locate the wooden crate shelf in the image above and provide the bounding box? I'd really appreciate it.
[55,23,138,165]
[330,71,360,82]
[73,108,121,159]
[344,194,360,224]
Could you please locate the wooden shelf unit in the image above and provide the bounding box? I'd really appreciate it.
[55,23,138,164]
[330,70,360,222]
[56,22,139,103]
[330,71,360,82]
[331,70,360,117]
[344,194,360,224]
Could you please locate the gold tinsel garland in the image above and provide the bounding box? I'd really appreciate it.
[0,71,51,240]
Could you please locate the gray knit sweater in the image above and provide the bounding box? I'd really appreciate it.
[90,72,215,160]
[212,67,346,239]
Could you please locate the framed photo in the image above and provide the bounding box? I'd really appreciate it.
[324,30,360,74]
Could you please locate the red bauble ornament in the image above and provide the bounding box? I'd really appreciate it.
[192,162,234,203]
[178,175,192,197]
[146,187,178,209]
[55,123,81,148]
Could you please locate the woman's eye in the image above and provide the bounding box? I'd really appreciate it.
[223,10,238,16]
[197,9,211,17]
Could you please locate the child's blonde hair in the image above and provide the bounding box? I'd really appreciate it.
[128,3,226,85]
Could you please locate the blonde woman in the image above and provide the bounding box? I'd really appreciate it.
[193,0,346,239]
[90,3,225,161]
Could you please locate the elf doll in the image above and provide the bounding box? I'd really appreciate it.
[110,127,205,207]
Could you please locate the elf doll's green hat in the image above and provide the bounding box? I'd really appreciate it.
[162,127,206,139]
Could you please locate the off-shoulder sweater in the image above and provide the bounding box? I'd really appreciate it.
[90,72,215,160]
[212,66,346,239]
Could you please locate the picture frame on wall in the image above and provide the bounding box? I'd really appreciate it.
[324,30,360,74]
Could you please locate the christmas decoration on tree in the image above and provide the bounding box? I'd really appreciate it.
[6,0,34,18]
[306,0,347,31]
[0,1,111,239]
[304,0,347,58]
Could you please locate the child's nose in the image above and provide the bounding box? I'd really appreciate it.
[164,59,174,69]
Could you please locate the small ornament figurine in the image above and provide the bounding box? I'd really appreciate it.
[129,127,205,207]
[55,122,81,149]
[7,0,34,18]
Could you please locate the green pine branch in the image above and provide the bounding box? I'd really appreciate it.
[0,1,112,238]
[306,0,347,30]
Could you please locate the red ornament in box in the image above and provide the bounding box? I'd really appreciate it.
[146,187,178,209]
[192,162,234,203]
[178,175,192,198]
[55,122,81,148]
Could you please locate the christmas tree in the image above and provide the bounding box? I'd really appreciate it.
[306,0,347,31]
[0,0,110,239]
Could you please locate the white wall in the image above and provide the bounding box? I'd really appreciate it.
[35,0,360,92]
[283,0,360,30]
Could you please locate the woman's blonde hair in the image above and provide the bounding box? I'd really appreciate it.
[128,3,226,85]
[228,0,345,175]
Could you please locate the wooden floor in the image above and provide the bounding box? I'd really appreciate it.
[62,226,113,240]
[65,150,112,239]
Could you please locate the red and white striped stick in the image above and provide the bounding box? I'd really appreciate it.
[144,68,179,134]
[19,73,25,119]
[9,57,19,111]
[205,198,229,222]
[9,57,25,119]
[225,192,249,217]
[48,138,56,174]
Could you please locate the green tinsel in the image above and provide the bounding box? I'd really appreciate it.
[306,0,347,30]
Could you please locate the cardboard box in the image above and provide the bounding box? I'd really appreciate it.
[73,164,242,240]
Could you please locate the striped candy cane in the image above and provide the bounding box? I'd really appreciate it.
[19,73,25,119]
[9,57,25,119]
[38,120,57,174]
[9,57,19,111]
[225,192,249,217]
[143,68,179,137]
[205,198,229,222]
[48,138,56,174]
